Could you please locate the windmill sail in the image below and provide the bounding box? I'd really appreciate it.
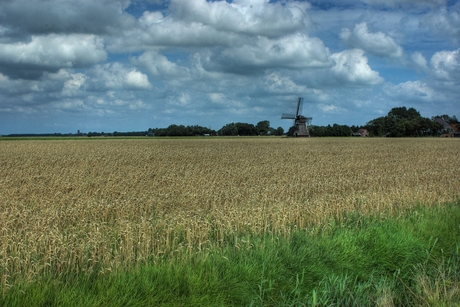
[281,113,296,119]
[296,97,303,117]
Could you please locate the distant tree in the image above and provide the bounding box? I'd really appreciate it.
[309,125,322,137]
[218,123,238,136]
[112,131,148,136]
[388,106,420,120]
[331,124,351,136]
[217,122,258,136]
[235,122,257,136]
[153,125,215,136]
[164,124,183,136]
[366,116,386,136]
[287,125,297,136]
[308,124,352,137]
[154,128,167,136]
[256,120,271,135]
[147,128,154,136]
[273,126,284,136]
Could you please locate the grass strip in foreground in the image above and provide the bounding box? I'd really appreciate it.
[2,201,459,306]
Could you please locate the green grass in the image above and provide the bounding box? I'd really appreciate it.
[2,201,459,306]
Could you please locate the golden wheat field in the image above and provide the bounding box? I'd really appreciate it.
[0,137,458,289]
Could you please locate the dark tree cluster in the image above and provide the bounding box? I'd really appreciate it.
[4,133,74,137]
[308,124,356,137]
[218,122,256,136]
[365,107,444,137]
[87,131,147,137]
[218,121,284,136]
[153,125,216,136]
[113,131,148,137]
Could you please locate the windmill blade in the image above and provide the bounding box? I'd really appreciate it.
[281,113,296,119]
[296,97,304,117]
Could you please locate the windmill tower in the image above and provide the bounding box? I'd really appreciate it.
[281,97,312,137]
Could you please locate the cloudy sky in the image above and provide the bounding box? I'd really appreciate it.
[0,0,459,134]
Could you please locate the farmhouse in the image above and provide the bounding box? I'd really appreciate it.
[451,123,460,137]
[352,128,369,137]
[434,117,459,137]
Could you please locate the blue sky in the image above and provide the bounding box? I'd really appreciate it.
[0,0,459,134]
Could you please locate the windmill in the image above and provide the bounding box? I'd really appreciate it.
[281,97,312,137]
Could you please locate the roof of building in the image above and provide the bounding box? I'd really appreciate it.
[434,117,452,130]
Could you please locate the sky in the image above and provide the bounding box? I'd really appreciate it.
[0,0,459,134]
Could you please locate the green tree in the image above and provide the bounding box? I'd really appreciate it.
[287,125,296,136]
[388,106,420,120]
[331,124,351,136]
[218,123,238,136]
[235,122,257,136]
[166,124,186,136]
[367,107,445,137]
[256,120,271,135]
[367,116,387,136]
[391,120,406,137]
[273,127,284,136]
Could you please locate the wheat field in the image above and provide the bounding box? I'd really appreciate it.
[0,137,458,289]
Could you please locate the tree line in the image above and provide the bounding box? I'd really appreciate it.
[4,106,455,138]
[149,121,284,137]
[306,107,457,137]
[148,107,457,137]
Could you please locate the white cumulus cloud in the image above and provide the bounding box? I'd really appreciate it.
[331,49,384,85]
[411,52,429,71]
[135,51,185,77]
[420,4,460,40]
[385,80,435,101]
[125,70,151,89]
[264,72,307,94]
[361,0,446,9]
[430,48,460,82]
[90,63,151,90]
[340,22,403,58]
[62,73,87,96]
[204,33,331,74]
[112,0,312,52]
[168,0,310,38]
[0,0,135,36]
[0,34,107,79]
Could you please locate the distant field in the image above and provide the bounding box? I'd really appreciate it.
[0,137,458,291]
